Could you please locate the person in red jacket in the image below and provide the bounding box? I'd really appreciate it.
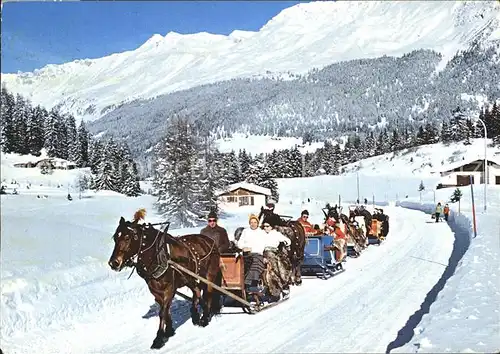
[297,209,314,235]
[325,217,346,240]
[324,217,347,262]
[443,204,450,222]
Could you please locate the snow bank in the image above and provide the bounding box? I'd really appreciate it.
[392,200,500,353]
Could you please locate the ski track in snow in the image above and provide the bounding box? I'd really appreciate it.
[6,206,454,354]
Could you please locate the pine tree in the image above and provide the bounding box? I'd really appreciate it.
[89,139,104,174]
[66,114,79,162]
[424,122,439,144]
[238,149,252,180]
[289,146,303,177]
[441,119,453,144]
[484,104,495,139]
[27,106,46,156]
[120,160,142,197]
[0,88,17,153]
[76,120,90,167]
[258,163,280,203]
[304,151,320,176]
[244,160,263,185]
[415,126,426,145]
[464,118,474,145]
[223,150,241,184]
[449,188,463,213]
[375,129,389,155]
[153,117,203,228]
[418,180,425,202]
[490,103,500,145]
[364,131,377,157]
[55,113,69,159]
[92,159,121,192]
[474,109,485,139]
[44,108,60,157]
[390,129,401,151]
[12,94,30,154]
[195,134,229,215]
[450,106,468,142]
[331,144,342,175]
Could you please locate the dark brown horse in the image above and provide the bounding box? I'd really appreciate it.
[108,209,223,350]
[258,208,306,286]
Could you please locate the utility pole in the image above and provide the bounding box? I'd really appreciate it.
[356,172,360,203]
[476,117,488,212]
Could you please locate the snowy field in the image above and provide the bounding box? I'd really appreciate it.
[216,133,324,155]
[1,140,500,353]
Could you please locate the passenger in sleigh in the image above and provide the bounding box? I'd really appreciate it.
[261,220,292,297]
[323,217,347,263]
[296,209,322,236]
[236,214,289,293]
[297,209,313,233]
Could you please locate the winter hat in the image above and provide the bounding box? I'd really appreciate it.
[301,209,309,216]
[208,211,218,220]
[248,214,260,224]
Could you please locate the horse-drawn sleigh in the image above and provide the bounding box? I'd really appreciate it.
[107,205,389,350]
[302,233,346,279]
[107,209,301,349]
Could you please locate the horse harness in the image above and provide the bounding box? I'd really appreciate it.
[127,223,216,282]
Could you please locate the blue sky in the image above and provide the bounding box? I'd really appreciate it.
[1,1,309,74]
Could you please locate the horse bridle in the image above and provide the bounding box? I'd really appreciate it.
[115,222,166,277]
[118,222,213,281]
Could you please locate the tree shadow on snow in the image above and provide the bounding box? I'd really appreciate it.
[142,299,192,330]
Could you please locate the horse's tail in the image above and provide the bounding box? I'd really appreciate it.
[211,266,224,316]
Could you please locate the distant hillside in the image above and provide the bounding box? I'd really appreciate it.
[87,42,500,159]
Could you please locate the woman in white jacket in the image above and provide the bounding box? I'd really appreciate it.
[261,222,290,249]
[236,214,271,290]
[237,215,269,255]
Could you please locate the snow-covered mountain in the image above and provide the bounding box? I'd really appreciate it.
[2,1,499,122]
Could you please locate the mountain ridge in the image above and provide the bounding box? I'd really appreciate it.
[2,0,499,122]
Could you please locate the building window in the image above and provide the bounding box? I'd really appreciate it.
[457,175,474,186]
[496,176,500,185]
[226,196,237,203]
[251,196,254,206]
[239,196,249,206]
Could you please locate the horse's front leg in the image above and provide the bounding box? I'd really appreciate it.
[200,279,215,327]
[150,284,174,350]
[294,260,303,286]
[188,283,202,326]
[292,252,303,286]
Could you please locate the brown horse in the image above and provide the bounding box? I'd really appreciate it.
[349,206,373,238]
[258,209,306,286]
[108,209,223,350]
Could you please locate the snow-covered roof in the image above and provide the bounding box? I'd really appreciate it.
[438,156,500,173]
[50,158,76,167]
[217,182,271,196]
